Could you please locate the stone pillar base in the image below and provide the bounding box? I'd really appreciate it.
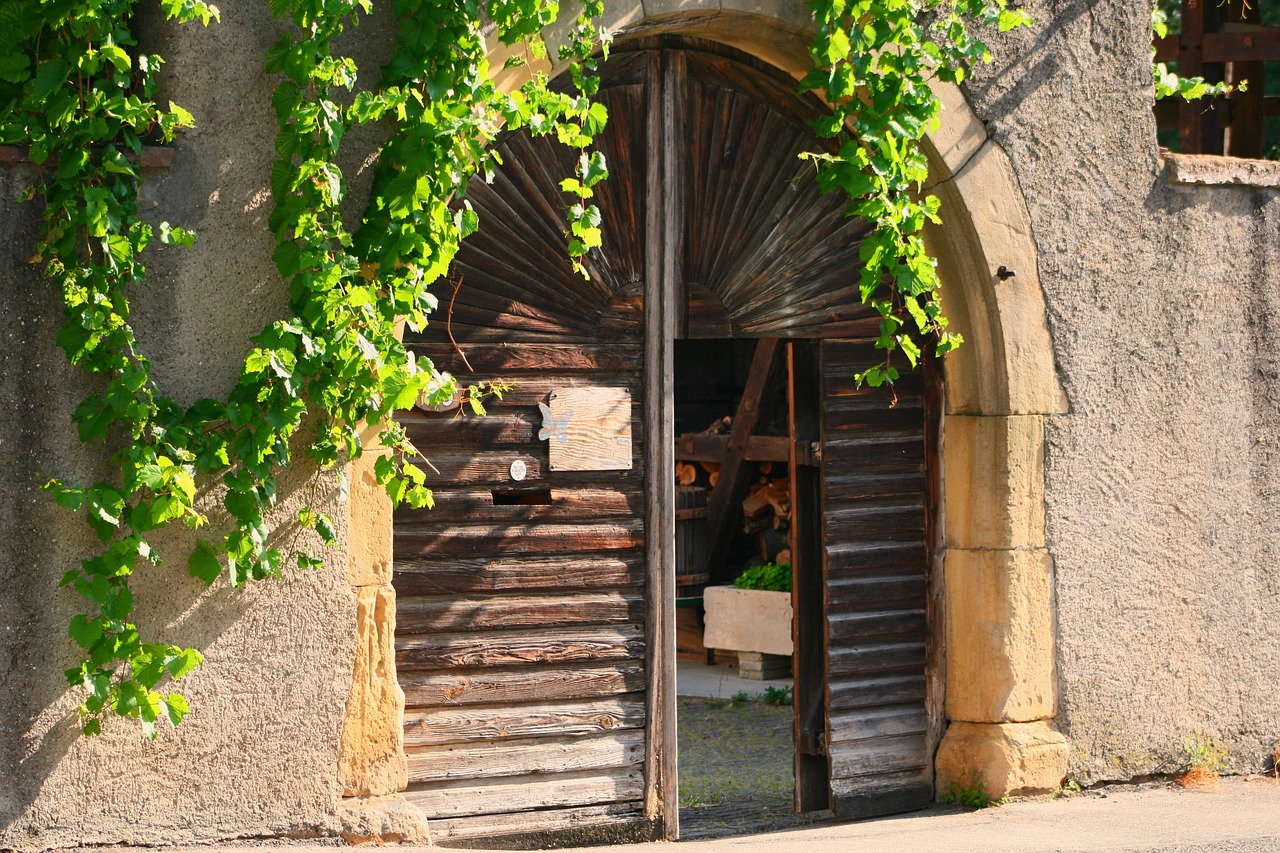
[339,795,429,846]
[935,721,1068,799]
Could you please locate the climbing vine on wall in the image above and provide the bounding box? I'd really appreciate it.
[804,0,1029,386]
[1,0,1022,736]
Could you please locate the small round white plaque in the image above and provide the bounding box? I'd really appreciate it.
[509,459,528,481]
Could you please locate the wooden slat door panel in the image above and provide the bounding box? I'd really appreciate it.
[389,43,658,844]
[820,339,937,819]
[395,342,653,844]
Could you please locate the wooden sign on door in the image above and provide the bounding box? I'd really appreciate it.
[539,387,633,471]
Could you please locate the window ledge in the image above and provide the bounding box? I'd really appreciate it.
[1164,152,1280,189]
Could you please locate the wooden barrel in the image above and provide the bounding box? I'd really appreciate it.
[675,486,709,598]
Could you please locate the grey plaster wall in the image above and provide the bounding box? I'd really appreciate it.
[0,1,393,848]
[963,0,1280,782]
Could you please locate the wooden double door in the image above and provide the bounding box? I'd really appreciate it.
[392,38,940,846]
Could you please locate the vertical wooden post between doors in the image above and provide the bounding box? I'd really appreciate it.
[788,341,831,811]
[642,47,681,842]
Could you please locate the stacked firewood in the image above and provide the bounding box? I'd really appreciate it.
[674,415,732,487]
[742,469,790,534]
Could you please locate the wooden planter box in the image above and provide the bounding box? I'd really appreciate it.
[702,586,793,657]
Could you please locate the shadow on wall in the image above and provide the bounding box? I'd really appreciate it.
[0,165,335,842]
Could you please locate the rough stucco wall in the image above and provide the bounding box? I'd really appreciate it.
[963,0,1280,782]
[0,2,393,848]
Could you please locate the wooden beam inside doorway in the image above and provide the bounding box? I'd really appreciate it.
[704,337,783,578]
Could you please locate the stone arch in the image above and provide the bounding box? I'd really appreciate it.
[336,4,1071,835]
[487,0,1073,799]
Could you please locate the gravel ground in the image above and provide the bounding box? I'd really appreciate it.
[677,696,830,839]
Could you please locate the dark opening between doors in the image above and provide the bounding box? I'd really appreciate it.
[491,488,553,505]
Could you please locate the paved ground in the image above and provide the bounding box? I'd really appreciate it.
[675,660,791,700]
[578,776,1280,853]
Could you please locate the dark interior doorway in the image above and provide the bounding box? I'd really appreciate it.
[671,337,830,837]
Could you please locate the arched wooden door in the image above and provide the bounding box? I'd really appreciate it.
[393,37,938,846]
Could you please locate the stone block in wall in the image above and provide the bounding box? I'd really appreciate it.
[935,720,1069,799]
[347,443,393,588]
[945,414,1045,550]
[338,794,428,845]
[945,547,1056,723]
[339,585,407,797]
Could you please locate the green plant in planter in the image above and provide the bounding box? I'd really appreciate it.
[733,562,792,592]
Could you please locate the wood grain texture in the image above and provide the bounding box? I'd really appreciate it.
[405,766,645,818]
[396,625,645,670]
[397,591,644,634]
[819,338,933,820]
[399,662,646,707]
[396,521,644,558]
[396,485,642,525]
[407,731,646,783]
[428,802,647,841]
[394,553,643,596]
[403,696,647,747]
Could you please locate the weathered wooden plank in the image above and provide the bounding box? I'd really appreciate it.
[826,575,928,609]
[825,542,927,575]
[1202,28,1280,63]
[828,673,927,710]
[821,435,926,470]
[406,731,645,783]
[829,770,932,820]
[789,340,829,811]
[393,552,644,596]
[406,766,645,819]
[829,733,929,778]
[443,298,597,341]
[828,705,928,743]
[828,641,928,677]
[397,625,645,670]
[404,696,647,747]
[400,662,646,707]
[428,802,647,841]
[397,591,644,634]
[426,321,599,345]
[645,45,680,838]
[0,144,174,170]
[414,375,642,408]
[823,370,925,400]
[825,406,926,433]
[406,342,644,374]
[404,449,643,487]
[1178,0,1210,154]
[395,485,643,525]
[823,500,925,538]
[822,339,893,370]
[818,471,926,502]
[738,316,885,340]
[829,609,927,643]
[400,411,540,446]
[395,520,644,558]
